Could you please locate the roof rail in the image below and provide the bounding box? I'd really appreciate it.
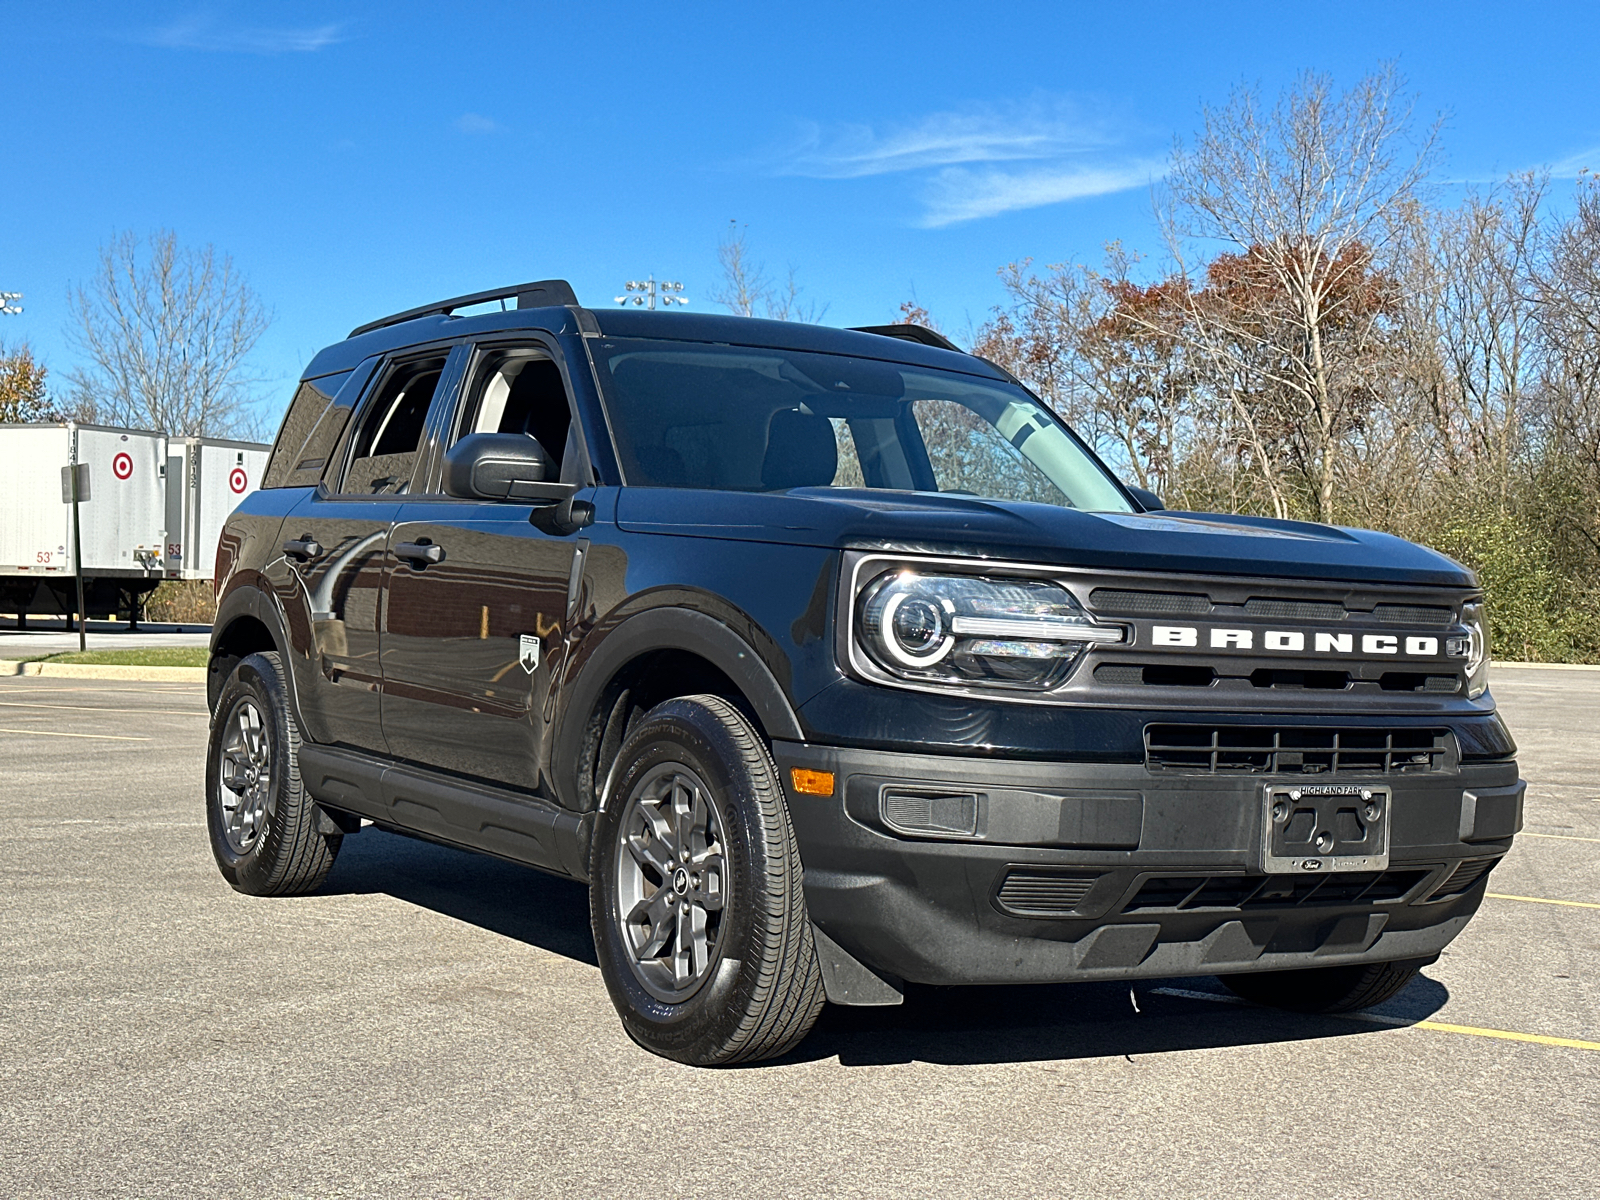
[348,279,581,339]
[849,323,963,353]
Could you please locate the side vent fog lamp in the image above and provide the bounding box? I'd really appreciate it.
[881,788,980,837]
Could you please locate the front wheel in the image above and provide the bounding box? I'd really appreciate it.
[205,651,340,896]
[589,695,824,1065]
[1220,957,1429,1013]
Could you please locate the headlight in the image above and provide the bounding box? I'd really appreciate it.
[855,570,1124,691]
[1458,599,1490,698]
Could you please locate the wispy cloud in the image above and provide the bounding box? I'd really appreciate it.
[920,161,1164,228]
[455,113,502,135]
[1546,146,1600,179]
[143,14,344,54]
[781,99,1118,180]
[774,97,1160,226]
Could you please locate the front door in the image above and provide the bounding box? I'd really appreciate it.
[379,339,587,792]
[380,504,575,789]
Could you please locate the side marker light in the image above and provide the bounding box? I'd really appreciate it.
[790,768,835,797]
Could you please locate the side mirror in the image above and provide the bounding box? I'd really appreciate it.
[444,433,550,500]
[1126,484,1165,512]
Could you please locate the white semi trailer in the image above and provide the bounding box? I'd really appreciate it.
[0,423,270,624]
[162,437,272,580]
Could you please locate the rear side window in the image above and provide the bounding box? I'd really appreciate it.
[341,355,448,494]
[261,369,356,489]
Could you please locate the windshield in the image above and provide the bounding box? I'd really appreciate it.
[589,337,1134,513]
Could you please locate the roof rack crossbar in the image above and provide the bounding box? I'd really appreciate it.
[348,279,581,339]
[849,323,963,353]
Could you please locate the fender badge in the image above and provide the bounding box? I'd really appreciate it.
[519,633,541,673]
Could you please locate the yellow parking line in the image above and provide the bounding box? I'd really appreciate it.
[0,726,150,741]
[1149,987,1600,1052]
[1521,832,1600,844]
[1486,892,1600,910]
[1408,1021,1600,1052]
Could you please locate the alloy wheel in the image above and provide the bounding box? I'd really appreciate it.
[613,762,729,1002]
[217,698,272,854]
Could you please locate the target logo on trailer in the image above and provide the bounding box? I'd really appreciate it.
[229,467,249,494]
[112,452,134,480]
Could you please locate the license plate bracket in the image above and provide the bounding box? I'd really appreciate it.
[1261,783,1390,874]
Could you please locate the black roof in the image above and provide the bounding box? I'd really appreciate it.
[301,300,1003,383]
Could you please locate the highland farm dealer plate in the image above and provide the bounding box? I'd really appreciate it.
[1261,783,1390,874]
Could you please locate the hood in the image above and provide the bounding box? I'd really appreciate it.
[613,487,1475,588]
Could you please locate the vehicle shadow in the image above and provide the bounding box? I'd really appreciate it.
[786,973,1450,1067]
[320,826,598,967]
[320,828,1452,1068]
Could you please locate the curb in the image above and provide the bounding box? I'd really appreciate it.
[1,662,208,681]
[1494,660,1600,672]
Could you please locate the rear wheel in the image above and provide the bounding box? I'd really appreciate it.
[205,651,340,896]
[1220,958,1428,1013]
[589,695,824,1065]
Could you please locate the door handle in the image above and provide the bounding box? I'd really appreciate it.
[283,537,323,560]
[395,540,444,567]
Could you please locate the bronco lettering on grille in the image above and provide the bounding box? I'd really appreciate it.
[1151,626,1447,658]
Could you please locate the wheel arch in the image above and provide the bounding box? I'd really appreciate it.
[552,606,805,814]
[208,582,299,723]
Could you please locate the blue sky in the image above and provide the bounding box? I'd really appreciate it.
[6,1,1600,428]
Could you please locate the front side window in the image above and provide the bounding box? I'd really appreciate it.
[341,355,447,494]
[453,347,573,480]
[588,338,1132,512]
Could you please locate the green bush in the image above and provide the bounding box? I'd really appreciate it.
[1430,506,1600,663]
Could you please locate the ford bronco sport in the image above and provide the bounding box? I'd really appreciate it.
[206,279,1524,1064]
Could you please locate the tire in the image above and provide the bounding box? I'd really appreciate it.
[1220,957,1429,1014]
[589,695,825,1065]
[206,651,340,896]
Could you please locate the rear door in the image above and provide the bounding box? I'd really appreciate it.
[379,336,590,792]
[271,347,462,752]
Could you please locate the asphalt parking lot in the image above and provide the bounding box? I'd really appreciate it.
[1,667,1596,1198]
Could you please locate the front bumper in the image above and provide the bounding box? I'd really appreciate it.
[774,740,1523,987]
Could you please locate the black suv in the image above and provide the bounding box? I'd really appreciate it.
[206,279,1524,1064]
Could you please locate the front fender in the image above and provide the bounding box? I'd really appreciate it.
[549,605,805,811]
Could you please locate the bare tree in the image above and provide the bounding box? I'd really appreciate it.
[710,221,827,323]
[65,230,271,436]
[1155,66,1438,521]
[1395,177,1548,500]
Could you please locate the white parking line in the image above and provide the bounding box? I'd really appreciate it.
[0,726,151,741]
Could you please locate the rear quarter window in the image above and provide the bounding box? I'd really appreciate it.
[260,363,371,489]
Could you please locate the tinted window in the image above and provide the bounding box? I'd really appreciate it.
[589,338,1132,511]
[341,356,447,494]
[261,370,354,489]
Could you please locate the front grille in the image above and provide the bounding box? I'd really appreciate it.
[1424,857,1499,902]
[1244,597,1344,621]
[1374,603,1455,626]
[1095,663,1215,687]
[1379,672,1461,694]
[1144,724,1452,775]
[1089,588,1212,617]
[994,869,1101,917]
[1249,668,1351,690]
[1123,869,1431,913]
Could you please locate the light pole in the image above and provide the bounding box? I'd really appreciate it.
[615,276,688,310]
[0,291,21,315]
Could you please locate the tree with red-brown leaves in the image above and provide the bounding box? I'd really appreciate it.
[1155,65,1437,521]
